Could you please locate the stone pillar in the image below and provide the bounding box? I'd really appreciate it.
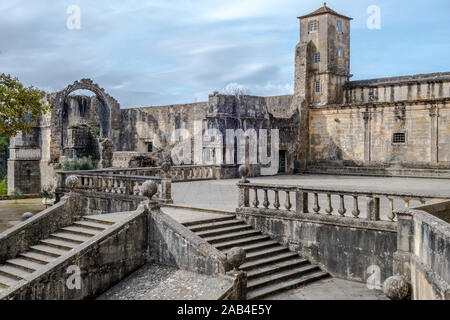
[367,197,380,221]
[295,191,309,214]
[238,184,250,208]
[160,178,173,204]
[393,210,413,282]
[429,105,438,164]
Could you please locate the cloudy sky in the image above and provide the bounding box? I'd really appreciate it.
[0,0,449,108]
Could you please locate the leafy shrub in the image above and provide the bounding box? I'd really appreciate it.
[40,183,54,200]
[0,177,7,195]
[62,156,95,171]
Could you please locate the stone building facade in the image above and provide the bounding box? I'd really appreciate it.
[7,4,450,194]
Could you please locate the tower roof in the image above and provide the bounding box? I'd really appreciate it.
[297,3,352,20]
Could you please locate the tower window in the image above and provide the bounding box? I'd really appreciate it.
[147,142,153,152]
[338,48,344,58]
[314,52,321,63]
[309,20,318,32]
[315,81,321,93]
[337,20,343,32]
[393,133,406,144]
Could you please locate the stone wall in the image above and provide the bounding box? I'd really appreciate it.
[0,195,79,264]
[148,205,230,275]
[308,100,450,170]
[395,202,450,300]
[0,206,148,300]
[236,210,397,284]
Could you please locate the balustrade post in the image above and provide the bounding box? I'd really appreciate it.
[252,188,259,208]
[338,195,346,217]
[295,190,309,214]
[263,189,270,209]
[274,191,280,210]
[352,196,360,218]
[285,191,292,211]
[238,184,250,208]
[325,194,333,215]
[313,193,320,214]
[387,198,395,221]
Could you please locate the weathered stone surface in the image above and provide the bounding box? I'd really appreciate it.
[226,247,246,270]
[383,276,410,300]
[21,212,33,221]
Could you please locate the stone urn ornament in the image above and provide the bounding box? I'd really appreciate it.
[226,247,246,271]
[383,275,410,300]
[65,175,80,192]
[22,212,34,221]
[238,165,250,183]
[141,180,158,199]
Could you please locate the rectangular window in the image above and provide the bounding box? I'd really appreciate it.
[338,47,344,58]
[310,20,318,32]
[393,133,406,144]
[337,20,342,32]
[314,52,321,63]
[147,142,153,152]
[315,80,321,93]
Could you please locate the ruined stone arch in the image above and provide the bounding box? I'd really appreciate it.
[48,79,121,161]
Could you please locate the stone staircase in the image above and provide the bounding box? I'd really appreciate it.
[183,215,329,300]
[0,215,118,294]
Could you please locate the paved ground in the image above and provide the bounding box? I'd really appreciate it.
[171,174,450,219]
[97,263,234,300]
[162,206,233,224]
[265,277,387,300]
[0,198,46,233]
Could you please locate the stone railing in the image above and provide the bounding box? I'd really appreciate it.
[237,181,447,223]
[61,164,222,182]
[56,171,172,203]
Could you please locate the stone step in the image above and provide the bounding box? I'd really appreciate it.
[6,258,43,272]
[82,216,115,226]
[196,225,253,238]
[223,240,279,254]
[0,274,17,288]
[240,252,299,271]
[61,226,100,237]
[29,244,69,257]
[0,264,32,280]
[214,235,272,251]
[247,258,309,280]
[188,220,245,232]
[50,232,91,244]
[182,216,236,227]
[247,264,322,290]
[73,220,108,231]
[20,252,55,265]
[246,246,290,262]
[204,230,262,244]
[40,238,77,251]
[247,271,330,300]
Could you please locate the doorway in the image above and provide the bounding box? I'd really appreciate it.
[278,150,287,174]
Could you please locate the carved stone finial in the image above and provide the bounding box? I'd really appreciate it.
[226,247,246,271]
[22,212,34,221]
[141,180,158,199]
[238,165,250,183]
[383,276,409,300]
[65,175,80,192]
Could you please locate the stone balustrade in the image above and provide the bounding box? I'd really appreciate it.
[56,171,172,203]
[237,182,447,222]
[58,164,221,182]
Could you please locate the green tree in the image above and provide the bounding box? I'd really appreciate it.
[0,73,50,139]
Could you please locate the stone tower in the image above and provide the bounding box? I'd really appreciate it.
[294,4,352,171]
[295,3,352,106]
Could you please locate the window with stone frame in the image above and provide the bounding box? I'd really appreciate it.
[314,52,321,63]
[147,142,153,152]
[338,47,344,58]
[309,20,318,32]
[315,80,321,93]
[337,20,343,32]
[392,132,406,144]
